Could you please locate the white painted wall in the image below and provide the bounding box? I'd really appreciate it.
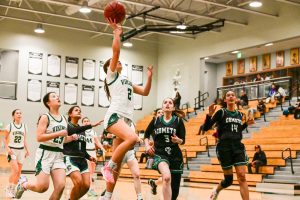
[157,4,300,106]
[0,20,158,170]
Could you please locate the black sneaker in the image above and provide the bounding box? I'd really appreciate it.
[147,179,157,195]
[101,189,106,196]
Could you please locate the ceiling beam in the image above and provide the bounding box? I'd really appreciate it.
[0,4,133,29]
[275,0,300,6]
[193,0,279,18]
[37,0,176,25]
[119,0,247,26]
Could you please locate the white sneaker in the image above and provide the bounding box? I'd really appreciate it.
[15,176,28,199]
[6,186,15,198]
[209,186,219,200]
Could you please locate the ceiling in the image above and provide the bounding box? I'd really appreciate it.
[1,0,300,43]
[205,36,300,63]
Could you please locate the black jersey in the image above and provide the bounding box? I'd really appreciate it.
[144,115,185,158]
[203,108,247,141]
[63,123,92,159]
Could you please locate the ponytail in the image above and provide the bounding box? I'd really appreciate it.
[173,109,186,119]
[103,58,112,100]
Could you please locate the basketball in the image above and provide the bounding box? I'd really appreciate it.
[104,1,126,24]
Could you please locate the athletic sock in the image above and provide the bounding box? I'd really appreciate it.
[107,160,117,170]
[137,193,143,200]
[104,191,113,199]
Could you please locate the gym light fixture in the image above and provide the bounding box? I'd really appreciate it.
[265,43,273,46]
[249,1,262,8]
[204,57,209,60]
[176,23,187,30]
[231,50,239,54]
[123,41,133,47]
[34,24,45,33]
[79,1,91,13]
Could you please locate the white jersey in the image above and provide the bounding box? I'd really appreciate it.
[6,122,26,148]
[106,68,134,120]
[40,113,67,149]
[85,129,97,150]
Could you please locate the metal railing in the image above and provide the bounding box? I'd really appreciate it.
[199,136,210,157]
[281,148,294,174]
[181,149,190,170]
[217,76,292,100]
[0,81,17,100]
[181,102,190,119]
[194,91,209,112]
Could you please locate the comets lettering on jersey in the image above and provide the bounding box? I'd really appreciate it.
[154,127,177,135]
[225,117,242,124]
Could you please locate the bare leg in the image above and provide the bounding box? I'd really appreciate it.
[9,160,19,185]
[158,162,172,200]
[25,171,50,193]
[235,165,249,200]
[49,168,66,200]
[106,120,138,164]
[127,158,142,196]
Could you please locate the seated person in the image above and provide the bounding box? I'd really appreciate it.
[266,83,277,103]
[275,85,286,103]
[101,129,115,152]
[247,145,267,174]
[247,99,266,123]
[236,90,249,109]
[253,74,264,82]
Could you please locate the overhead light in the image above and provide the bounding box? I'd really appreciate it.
[249,1,262,8]
[204,57,209,60]
[176,24,187,30]
[231,50,239,54]
[170,31,185,34]
[34,24,45,33]
[265,43,273,46]
[123,41,133,47]
[79,0,91,13]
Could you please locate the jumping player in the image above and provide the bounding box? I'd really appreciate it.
[14,92,74,199]
[101,126,144,200]
[4,109,29,198]
[144,98,186,200]
[203,90,249,200]
[100,18,153,200]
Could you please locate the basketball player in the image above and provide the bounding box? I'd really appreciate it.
[14,92,76,199]
[144,98,186,200]
[82,117,106,197]
[4,109,29,198]
[146,108,163,195]
[101,127,144,200]
[203,90,249,200]
[100,18,153,200]
[64,106,102,200]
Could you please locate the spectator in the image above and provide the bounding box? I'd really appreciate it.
[253,74,264,82]
[173,88,181,109]
[247,145,267,174]
[266,83,277,103]
[275,85,286,103]
[237,90,249,109]
[247,99,266,124]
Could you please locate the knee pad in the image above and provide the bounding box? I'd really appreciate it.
[221,174,233,188]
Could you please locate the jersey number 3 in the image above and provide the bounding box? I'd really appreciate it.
[127,88,132,101]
